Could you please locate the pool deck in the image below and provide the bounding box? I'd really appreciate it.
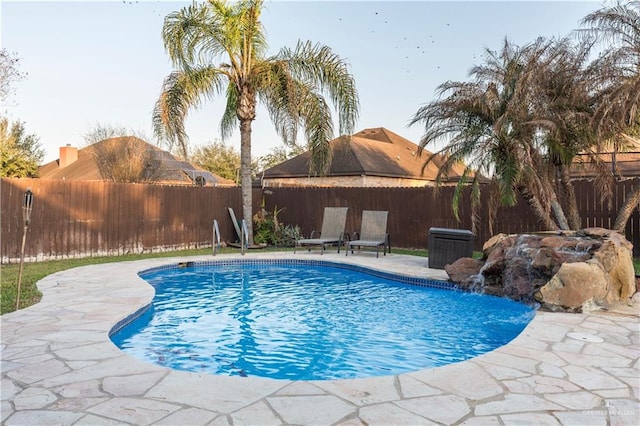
[1,251,639,425]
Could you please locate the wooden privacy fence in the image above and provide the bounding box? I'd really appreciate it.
[1,178,253,262]
[2,177,638,262]
[262,180,640,256]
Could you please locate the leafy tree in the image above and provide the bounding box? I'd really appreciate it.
[256,143,305,172]
[0,49,26,105]
[83,123,165,183]
[88,137,165,183]
[192,140,241,183]
[0,117,44,178]
[153,0,359,244]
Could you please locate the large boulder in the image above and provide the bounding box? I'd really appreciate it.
[445,228,636,313]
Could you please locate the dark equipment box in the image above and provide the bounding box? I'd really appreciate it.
[428,227,474,269]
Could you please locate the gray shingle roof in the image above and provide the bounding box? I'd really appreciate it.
[262,127,465,181]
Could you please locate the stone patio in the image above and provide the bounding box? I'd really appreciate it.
[1,252,638,425]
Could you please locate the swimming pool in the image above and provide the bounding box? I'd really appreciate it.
[110,259,535,380]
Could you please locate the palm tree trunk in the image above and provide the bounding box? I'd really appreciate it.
[551,199,570,230]
[559,167,582,229]
[613,185,640,233]
[522,190,560,231]
[239,118,254,246]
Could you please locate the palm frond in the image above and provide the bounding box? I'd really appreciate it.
[274,41,360,136]
[152,68,225,158]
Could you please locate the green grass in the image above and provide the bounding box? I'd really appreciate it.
[2,246,638,315]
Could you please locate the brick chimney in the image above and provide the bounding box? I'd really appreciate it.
[59,144,78,168]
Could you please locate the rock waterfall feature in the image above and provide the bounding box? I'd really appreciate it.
[444,228,637,312]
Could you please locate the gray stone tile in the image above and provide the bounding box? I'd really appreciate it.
[52,379,105,398]
[1,378,21,400]
[267,395,355,425]
[594,388,632,399]
[87,397,181,425]
[471,362,530,381]
[474,394,564,416]
[39,355,162,388]
[3,410,85,425]
[274,381,327,396]
[146,372,284,412]
[545,391,603,410]
[8,353,54,365]
[475,351,539,374]
[5,358,70,385]
[208,414,233,425]
[315,376,400,405]
[557,350,632,368]
[74,413,133,425]
[154,407,219,425]
[1,344,51,362]
[538,361,567,378]
[48,397,110,412]
[563,365,627,390]
[230,400,281,425]
[607,398,640,425]
[395,394,471,424]
[397,374,443,398]
[12,387,57,410]
[499,412,561,425]
[358,402,430,425]
[55,342,123,361]
[103,372,167,396]
[459,416,501,425]
[1,400,13,423]
[409,362,503,400]
[553,411,608,426]
[503,375,581,394]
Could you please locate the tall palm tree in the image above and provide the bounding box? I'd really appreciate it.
[580,1,639,135]
[580,0,640,231]
[409,38,568,233]
[528,37,597,230]
[153,0,359,244]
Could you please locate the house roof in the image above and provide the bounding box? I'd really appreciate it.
[570,151,640,178]
[570,138,640,179]
[262,127,466,181]
[38,137,236,186]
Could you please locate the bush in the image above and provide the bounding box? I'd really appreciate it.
[253,204,301,247]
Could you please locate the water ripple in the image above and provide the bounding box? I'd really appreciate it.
[111,263,534,380]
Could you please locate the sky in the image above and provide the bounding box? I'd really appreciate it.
[2,0,603,163]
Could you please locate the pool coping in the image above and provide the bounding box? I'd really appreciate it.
[2,251,639,425]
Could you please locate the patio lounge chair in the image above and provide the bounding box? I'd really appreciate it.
[295,207,348,254]
[346,210,390,258]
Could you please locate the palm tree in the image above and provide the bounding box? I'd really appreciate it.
[580,1,639,135]
[528,37,597,230]
[409,38,568,233]
[580,0,640,232]
[153,0,359,244]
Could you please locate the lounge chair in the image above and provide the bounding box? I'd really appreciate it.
[295,207,348,254]
[346,210,390,258]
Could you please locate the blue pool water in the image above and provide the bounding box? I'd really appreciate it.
[110,260,535,380]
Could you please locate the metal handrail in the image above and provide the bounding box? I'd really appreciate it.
[240,220,249,255]
[212,219,221,256]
